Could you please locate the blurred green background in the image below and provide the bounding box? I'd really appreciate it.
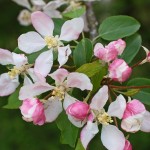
[0,0,150,149]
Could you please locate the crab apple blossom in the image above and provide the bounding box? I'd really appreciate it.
[18,11,84,67]
[20,98,46,125]
[108,59,132,82]
[19,68,93,123]
[0,48,53,96]
[124,140,132,150]
[140,46,150,64]
[121,99,150,133]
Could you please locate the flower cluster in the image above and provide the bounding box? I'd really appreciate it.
[1,2,150,149]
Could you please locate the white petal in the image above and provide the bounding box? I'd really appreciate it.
[31,11,54,37]
[34,50,53,77]
[140,111,150,132]
[108,94,126,119]
[0,73,19,96]
[44,9,62,18]
[31,0,46,6]
[18,31,46,54]
[12,52,28,67]
[0,48,13,65]
[23,75,33,86]
[19,82,54,100]
[101,125,125,150]
[44,97,62,122]
[59,18,84,41]
[90,86,108,111]
[67,72,93,91]
[12,0,31,9]
[49,68,69,85]
[58,45,71,67]
[80,121,99,149]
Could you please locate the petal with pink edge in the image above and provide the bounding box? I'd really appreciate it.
[0,73,19,96]
[58,45,71,67]
[90,85,108,111]
[31,11,54,37]
[12,52,28,67]
[18,31,46,54]
[108,94,126,119]
[34,50,53,77]
[140,111,150,132]
[0,48,13,65]
[101,125,125,150]
[67,72,93,91]
[59,18,84,41]
[49,68,69,85]
[19,82,54,100]
[44,97,62,122]
[80,121,99,149]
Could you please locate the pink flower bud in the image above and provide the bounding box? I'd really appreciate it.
[94,43,118,62]
[108,59,132,82]
[124,140,132,150]
[123,100,146,119]
[66,101,90,120]
[109,39,126,55]
[20,98,46,125]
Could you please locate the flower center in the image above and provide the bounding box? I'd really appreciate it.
[21,10,31,22]
[96,109,113,125]
[8,64,33,79]
[44,36,59,49]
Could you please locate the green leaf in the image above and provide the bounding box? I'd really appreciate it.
[76,61,106,78]
[53,18,65,35]
[127,78,150,105]
[121,34,142,64]
[63,7,86,18]
[99,15,140,40]
[3,86,22,109]
[56,111,79,147]
[75,139,85,150]
[73,38,93,67]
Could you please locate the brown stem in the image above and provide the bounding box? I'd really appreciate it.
[43,92,52,100]
[110,85,150,89]
[131,59,144,68]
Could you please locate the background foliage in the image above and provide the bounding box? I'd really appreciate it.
[0,0,150,149]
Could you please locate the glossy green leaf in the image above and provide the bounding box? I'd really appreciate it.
[63,7,86,18]
[56,111,79,147]
[3,86,22,109]
[127,78,150,105]
[73,38,93,67]
[75,139,85,150]
[99,15,140,40]
[121,34,142,64]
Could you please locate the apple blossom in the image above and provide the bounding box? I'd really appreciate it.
[19,68,93,123]
[108,59,132,82]
[124,140,132,150]
[140,46,150,64]
[20,98,46,125]
[18,11,84,67]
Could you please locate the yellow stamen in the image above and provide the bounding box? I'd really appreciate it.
[44,36,59,49]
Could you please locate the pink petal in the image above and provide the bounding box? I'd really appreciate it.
[90,86,108,111]
[18,31,46,54]
[44,97,62,122]
[140,111,150,132]
[67,72,93,91]
[80,121,99,149]
[49,68,69,85]
[108,94,126,119]
[124,140,132,150]
[19,82,54,100]
[0,73,19,96]
[12,52,28,67]
[0,48,13,65]
[31,11,54,37]
[59,18,84,41]
[58,45,71,67]
[101,125,125,150]
[12,0,31,9]
[34,50,53,77]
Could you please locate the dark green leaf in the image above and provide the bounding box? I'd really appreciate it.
[53,18,65,35]
[121,34,142,64]
[56,111,79,147]
[75,139,85,150]
[63,7,86,18]
[127,78,150,105]
[99,15,140,40]
[73,38,93,67]
[3,86,22,109]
